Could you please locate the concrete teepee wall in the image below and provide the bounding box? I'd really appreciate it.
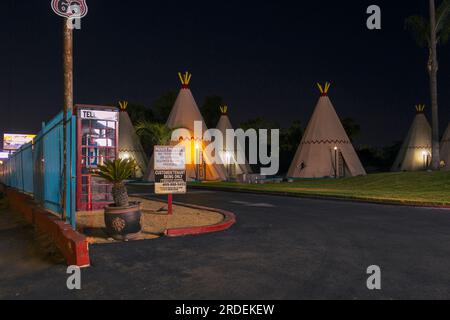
[440,123,450,171]
[392,105,432,172]
[144,73,227,182]
[288,83,366,179]
[118,101,149,178]
[216,106,252,179]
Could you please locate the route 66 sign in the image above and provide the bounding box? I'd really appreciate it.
[51,0,88,19]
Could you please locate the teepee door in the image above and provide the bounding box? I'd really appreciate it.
[337,151,345,178]
[196,150,206,181]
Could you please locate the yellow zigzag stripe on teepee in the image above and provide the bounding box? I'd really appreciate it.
[178,72,192,85]
[415,104,426,112]
[119,101,129,111]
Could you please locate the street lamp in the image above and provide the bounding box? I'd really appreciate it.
[334,146,338,179]
[225,151,232,179]
[195,143,201,181]
[422,150,430,170]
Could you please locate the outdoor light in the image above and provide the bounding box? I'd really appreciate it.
[195,142,201,180]
[334,146,339,179]
[422,150,430,170]
[122,152,130,160]
[225,151,232,163]
[225,151,233,179]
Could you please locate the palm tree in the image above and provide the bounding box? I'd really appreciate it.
[135,122,175,155]
[405,0,450,170]
[97,159,137,207]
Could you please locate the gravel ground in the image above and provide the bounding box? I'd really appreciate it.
[76,197,224,244]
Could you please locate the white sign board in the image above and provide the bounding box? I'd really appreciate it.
[79,109,118,122]
[154,146,186,170]
[155,170,187,195]
[154,146,187,195]
[0,151,9,160]
[3,134,36,151]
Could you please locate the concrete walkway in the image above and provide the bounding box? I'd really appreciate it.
[0,209,62,299]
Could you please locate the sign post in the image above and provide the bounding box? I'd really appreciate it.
[154,146,187,215]
[51,0,89,223]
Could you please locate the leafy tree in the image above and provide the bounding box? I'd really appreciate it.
[135,121,175,156]
[122,103,155,125]
[240,117,279,131]
[237,117,280,174]
[279,121,303,174]
[356,142,402,173]
[405,0,450,169]
[280,121,303,155]
[152,91,178,123]
[341,117,361,142]
[201,95,225,128]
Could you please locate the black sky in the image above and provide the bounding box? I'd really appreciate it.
[1,0,449,147]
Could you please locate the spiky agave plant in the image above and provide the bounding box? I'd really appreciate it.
[97,159,137,207]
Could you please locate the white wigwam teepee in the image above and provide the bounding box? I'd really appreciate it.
[216,106,252,179]
[145,72,227,182]
[287,83,366,179]
[392,105,432,172]
[439,123,450,171]
[118,101,148,178]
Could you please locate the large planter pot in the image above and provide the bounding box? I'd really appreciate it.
[104,202,142,241]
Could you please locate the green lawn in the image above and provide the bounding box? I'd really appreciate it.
[191,172,450,206]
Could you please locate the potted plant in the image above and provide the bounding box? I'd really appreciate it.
[97,159,142,241]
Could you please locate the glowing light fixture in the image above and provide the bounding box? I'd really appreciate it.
[422,150,431,170]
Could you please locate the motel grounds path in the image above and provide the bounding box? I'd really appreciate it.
[2,188,450,299]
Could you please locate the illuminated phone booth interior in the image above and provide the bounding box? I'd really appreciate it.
[76,105,119,211]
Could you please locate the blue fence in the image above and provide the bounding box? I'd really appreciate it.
[0,110,77,228]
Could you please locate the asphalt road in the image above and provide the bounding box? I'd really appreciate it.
[2,187,450,300]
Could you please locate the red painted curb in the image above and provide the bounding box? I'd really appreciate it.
[139,198,237,237]
[3,186,90,267]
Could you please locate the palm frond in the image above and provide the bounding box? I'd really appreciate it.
[405,15,430,47]
[135,121,176,146]
[436,0,450,44]
[96,158,137,183]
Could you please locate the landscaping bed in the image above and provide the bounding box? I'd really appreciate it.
[191,171,450,207]
[77,196,225,244]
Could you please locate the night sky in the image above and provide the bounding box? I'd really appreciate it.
[1,0,449,147]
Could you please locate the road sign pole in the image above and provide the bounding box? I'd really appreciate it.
[62,18,74,222]
[168,194,173,216]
